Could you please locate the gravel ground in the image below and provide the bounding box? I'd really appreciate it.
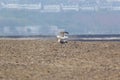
[0,40,120,80]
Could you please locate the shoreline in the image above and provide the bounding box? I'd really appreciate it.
[1,38,120,42]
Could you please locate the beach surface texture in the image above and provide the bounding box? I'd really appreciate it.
[0,40,120,80]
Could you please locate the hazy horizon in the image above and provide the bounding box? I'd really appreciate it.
[0,0,120,35]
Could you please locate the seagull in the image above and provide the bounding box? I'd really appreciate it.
[57,31,69,44]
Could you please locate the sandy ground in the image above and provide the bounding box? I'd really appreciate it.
[0,40,120,80]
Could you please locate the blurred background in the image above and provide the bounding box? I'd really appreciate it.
[0,0,120,36]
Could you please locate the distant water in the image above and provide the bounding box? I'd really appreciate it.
[69,34,120,41]
[1,34,120,41]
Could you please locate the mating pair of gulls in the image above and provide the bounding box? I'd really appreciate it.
[57,31,69,44]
